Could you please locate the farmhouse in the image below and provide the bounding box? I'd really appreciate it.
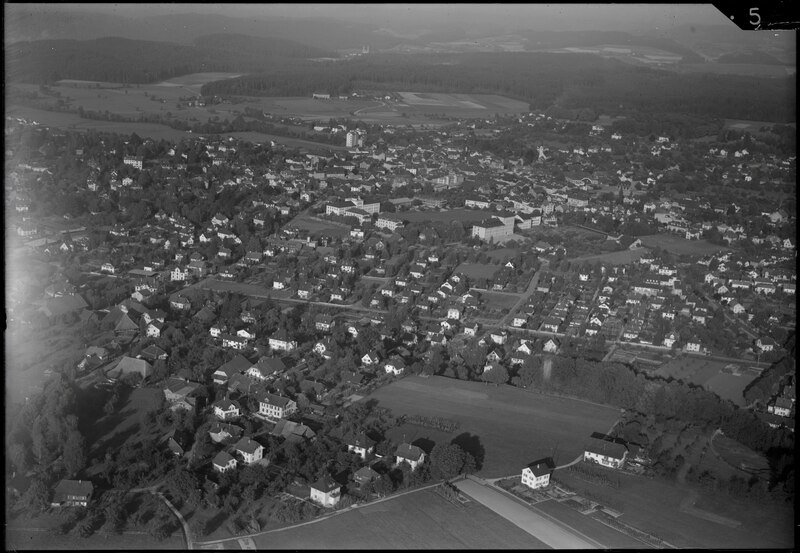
[584,436,628,469]
[521,460,552,490]
[51,479,93,507]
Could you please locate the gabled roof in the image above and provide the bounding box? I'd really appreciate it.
[311,474,341,493]
[212,450,236,467]
[234,437,263,455]
[396,443,424,462]
[52,479,93,503]
[216,354,252,376]
[347,432,376,449]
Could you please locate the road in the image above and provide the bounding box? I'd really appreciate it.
[453,477,602,549]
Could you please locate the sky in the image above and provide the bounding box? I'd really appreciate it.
[22,3,733,33]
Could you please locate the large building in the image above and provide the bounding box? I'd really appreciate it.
[471,217,514,241]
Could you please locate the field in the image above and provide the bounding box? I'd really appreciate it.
[284,214,351,237]
[568,247,649,265]
[250,487,547,549]
[397,91,529,114]
[550,469,792,548]
[653,357,760,407]
[4,526,184,550]
[710,433,770,475]
[476,291,521,310]
[638,234,729,257]
[453,262,500,280]
[396,209,489,224]
[366,376,620,477]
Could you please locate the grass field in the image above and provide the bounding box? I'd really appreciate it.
[550,469,792,548]
[654,357,758,406]
[397,209,489,224]
[220,131,346,151]
[4,527,184,550]
[284,214,351,237]
[366,376,620,477]
[711,433,770,475]
[453,262,501,280]
[251,487,547,549]
[638,234,729,257]
[569,247,649,265]
[477,291,521,309]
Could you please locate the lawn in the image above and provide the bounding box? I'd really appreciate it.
[365,376,621,477]
[477,291,521,310]
[654,357,757,407]
[638,234,729,257]
[568,248,649,265]
[284,215,351,237]
[454,262,500,280]
[550,469,792,548]
[251,487,547,549]
[397,209,488,225]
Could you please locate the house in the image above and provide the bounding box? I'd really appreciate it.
[361,352,380,366]
[208,422,244,444]
[170,266,188,281]
[354,466,380,486]
[543,337,560,353]
[663,332,679,348]
[447,307,461,320]
[768,397,793,418]
[234,437,265,464]
[270,419,316,443]
[315,314,335,332]
[310,475,342,507]
[213,399,241,420]
[269,329,297,352]
[395,443,426,471]
[257,391,297,419]
[247,357,286,381]
[212,451,238,473]
[756,337,776,352]
[684,340,701,353]
[166,428,193,457]
[584,436,628,469]
[384,357,406,376]
[51,479,94,507]
[107,356,153,381]
[163,378,201,411]
[213,355,252,385]
[521,460,552,490]
[347,432,376,460]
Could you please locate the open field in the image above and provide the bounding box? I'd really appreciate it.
[711,433,770,475]
[397,91,529,114]
[654,357,759,406]
[4,527,184,550]
[284,214,351,237]
[724,118,796,131]
[477,291,521,309]
[638,234,729,257]
[250,487,548,549]
[549,470,792,548]
[366,376,620,477]
[396,209,488,224]
[569,247,649,265]
[454,262,501,280]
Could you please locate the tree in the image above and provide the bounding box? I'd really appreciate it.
[429,443,468,480]
[63,430,87,477]
[481,364,509,386]
[19,478,50,513]
[190,517,209,539]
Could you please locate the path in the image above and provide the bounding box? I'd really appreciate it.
[128,483,193,549]
[453,476,602,549]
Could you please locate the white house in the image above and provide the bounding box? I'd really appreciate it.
[269,330,297,352]
[309,475,341,507]
[347,433,376,460]
[521,461,551,489]
[257,391,297,420]
[234,437,264,465]
[212,451,238,473]
[384,357,406,376]
[395,443,425,471]
[213,399,241,421]
[584,437,628,469]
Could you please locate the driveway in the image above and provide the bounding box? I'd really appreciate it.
[453,478,601,549]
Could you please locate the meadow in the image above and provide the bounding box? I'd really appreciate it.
[396,208,489,224]
[250,487,547,549]
[284,214,351,237]
[654,357,759,407]
[638,234,729,256]
[453,262,501,280]
[366,376,621,477]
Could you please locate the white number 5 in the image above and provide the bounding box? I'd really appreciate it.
[749,7,761,27]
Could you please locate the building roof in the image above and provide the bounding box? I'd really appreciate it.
[212,450,236,467]
[396,443,424,462]
[348,432,376,449]
[585,436,628,459]
[234,437,263,455]
[107,356,153,379]
[216,354,252,376]
[52,479,93,503]
[311,474,341,493]
[258,391,293,408]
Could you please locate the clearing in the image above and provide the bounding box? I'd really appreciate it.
[366,376,620,477]
[654,357,759,407]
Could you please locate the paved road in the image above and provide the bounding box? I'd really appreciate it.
[453,478,601,549]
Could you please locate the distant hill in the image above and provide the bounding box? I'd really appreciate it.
[716,51,785,65]
[521,30,705,63]
[5,35,334,84]
[4,8,404,51]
